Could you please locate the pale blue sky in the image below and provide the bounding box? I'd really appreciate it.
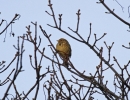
[0,0,130,99]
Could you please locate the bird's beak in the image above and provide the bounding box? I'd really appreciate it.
[57,40,58,42]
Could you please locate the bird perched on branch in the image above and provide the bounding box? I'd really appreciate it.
[56,38,71,66]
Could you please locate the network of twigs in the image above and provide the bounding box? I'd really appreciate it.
[1,0,130,100]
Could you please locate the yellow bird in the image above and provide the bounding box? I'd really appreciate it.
[56,38,71,66]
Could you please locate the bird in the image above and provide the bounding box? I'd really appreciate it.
[56,38,71,66]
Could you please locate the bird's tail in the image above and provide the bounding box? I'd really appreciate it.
[63,57,69,67]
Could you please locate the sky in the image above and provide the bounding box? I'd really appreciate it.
[0,0,130,99]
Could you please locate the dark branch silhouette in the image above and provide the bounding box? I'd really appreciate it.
[1,0,130,100]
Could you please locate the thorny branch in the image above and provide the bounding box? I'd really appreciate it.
[97,0,130,28]
[0,14,20,35]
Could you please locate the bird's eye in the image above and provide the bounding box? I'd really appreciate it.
[59,43,61,46]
